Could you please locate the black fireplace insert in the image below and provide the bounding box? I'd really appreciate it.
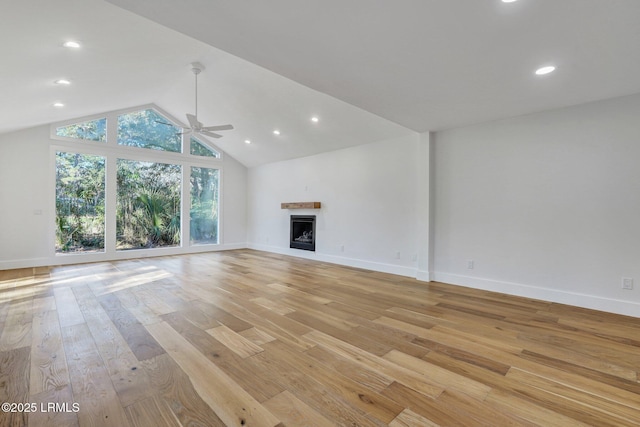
[290,215,315,251]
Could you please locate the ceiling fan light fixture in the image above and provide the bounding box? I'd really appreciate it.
[156,62,234,139]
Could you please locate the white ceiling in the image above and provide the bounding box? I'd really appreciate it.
[3,0,640,167]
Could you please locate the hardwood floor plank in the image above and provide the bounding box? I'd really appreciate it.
[53,287,86,328]
[250,296,296,315]
[484,388,590,427]
[140,354,226,427]
[162,311,283,403]
[380,381,476,426]
[382,349,491,400]
[239,326,276,346]
[0,346,31,427]
[304,330,445,399]
[114,289,161,326]
[506,367,640,427]
[61,323,130,427]
[305,344,394,392]
[29,302,69,396]
[28,385,79,427]
[247,346,388,427]
[389,408,441,427]
[263,390,335,427]
[264,339,404,424]
[206,324,264,358]
[145,320,282,427]
[97,292,165,361]
[124,395,181,427]
[0,298,33,351]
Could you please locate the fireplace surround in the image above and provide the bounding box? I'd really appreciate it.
[290,215,316,251]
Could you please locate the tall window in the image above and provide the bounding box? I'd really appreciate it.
[190,167,219,244]
[116,160,181,250]
[55,152,105,252]
[52,105,222,256]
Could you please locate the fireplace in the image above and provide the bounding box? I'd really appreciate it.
[290,215,316,251]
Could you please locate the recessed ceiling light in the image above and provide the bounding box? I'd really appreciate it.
[55,79,71,85]
[535,65,556,75]
[502,0,518,3]
[244,139,251,144]
[273,130,280,135]
[53,102,65,108]
[63,41,81,49]
[311,116,319,123]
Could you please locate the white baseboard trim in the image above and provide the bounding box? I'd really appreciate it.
[433,272,640,318]
[416,270,432,282]
[248,243,417,277]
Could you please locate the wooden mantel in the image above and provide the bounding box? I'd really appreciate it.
[281,202,321,209]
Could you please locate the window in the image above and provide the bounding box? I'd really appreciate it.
[52,105,222,257]
[116,160,182,250]
[56,118,107,142]
[117,109,181,152]
[55,152,105,252]
[190,167,219,244]
[190,137,220,158]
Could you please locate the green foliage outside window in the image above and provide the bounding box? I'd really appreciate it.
[116,160,181,250]
[56,118,107,142]
[117,109,181,152]
[190,137,220,158]
[190,167,219,244]
[55,152,105,252]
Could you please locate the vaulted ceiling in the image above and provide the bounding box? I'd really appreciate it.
[3,0,640,167]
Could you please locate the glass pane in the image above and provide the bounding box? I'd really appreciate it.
[190,137,220,158]
[55,152,105,253]
[190,167,219,245]
[117,109,181,152]
[56,118,107,142]
[116,159,181,250]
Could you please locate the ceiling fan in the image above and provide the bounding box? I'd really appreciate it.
[161,62,234,139]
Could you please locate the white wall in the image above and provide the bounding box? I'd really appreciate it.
[247,134,421,276]
[433,93,640,317]
[0,126,52,266]
[0,124,247,269]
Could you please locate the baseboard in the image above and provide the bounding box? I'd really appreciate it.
[248,243,417,277]
[433,272,640,318]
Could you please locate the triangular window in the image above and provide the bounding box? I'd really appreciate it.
[56,118,107,142]
[117,109,181,152]
[190,137,220,158]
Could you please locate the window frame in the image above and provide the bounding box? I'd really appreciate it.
[50,104,225,260]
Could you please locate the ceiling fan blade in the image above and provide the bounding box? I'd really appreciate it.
[202,124,234,131]
[186,113,201,129]
[200,130,223,139]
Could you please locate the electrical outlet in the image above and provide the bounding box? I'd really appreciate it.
[622,277,634,290]
[467,260,474,269]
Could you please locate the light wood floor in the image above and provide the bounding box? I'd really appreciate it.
[0,250,639,426]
